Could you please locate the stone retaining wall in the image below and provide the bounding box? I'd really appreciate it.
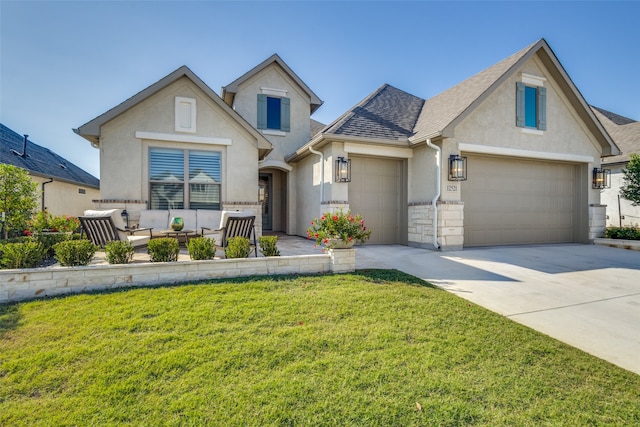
[593,238,640,251]
[0,250,356,304]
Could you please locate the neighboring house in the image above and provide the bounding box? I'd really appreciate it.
[591,107,640,227]
[74,38,619,250]
[1,123,100,217]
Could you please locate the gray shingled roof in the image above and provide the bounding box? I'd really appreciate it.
[1,123,99,188]
[310,119,326,138]
[591,106,637,126]
[322,84,425,140]
[592,107,640,165]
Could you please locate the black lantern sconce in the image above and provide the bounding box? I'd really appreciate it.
[448,155,467,181]
[592,168,611,189]
[121,209,130,228]
[335,157,351,182]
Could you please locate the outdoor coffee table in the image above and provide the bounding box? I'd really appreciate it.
[159,229,195,245]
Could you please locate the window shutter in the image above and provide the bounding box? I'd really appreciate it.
[516,82,525,127]
[537,87,547,130]
[257,94,267,129]
[280,97,290,132]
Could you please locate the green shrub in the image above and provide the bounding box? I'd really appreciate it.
[187,237,216,260]
[0,236,33,245]
[53,240,97,267]
[105,240,135,264]
[258,235,280,257]
[0,241,46,269]
[148,238,180,262]
[605,227,640,240]
[35,231,73,257]
[225,236,251,259]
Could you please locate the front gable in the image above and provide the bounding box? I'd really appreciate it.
[454,54,605,162]
[76,67,272,204]
[222,55,323,164]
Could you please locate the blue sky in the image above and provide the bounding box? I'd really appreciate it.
[1,1,639,178]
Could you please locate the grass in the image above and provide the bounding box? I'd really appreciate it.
[1,270,639,426]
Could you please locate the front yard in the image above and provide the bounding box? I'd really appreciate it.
[1,270,639,426]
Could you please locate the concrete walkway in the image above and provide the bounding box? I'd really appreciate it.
[355,243,640,375]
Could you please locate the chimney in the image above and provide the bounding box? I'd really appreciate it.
[22,134,28,157]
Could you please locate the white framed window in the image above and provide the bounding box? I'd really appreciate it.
[149,147,221,210]
[516,74,547,131]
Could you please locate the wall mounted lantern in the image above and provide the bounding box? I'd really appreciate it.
[335,157,351,182]
[592,168,611,189]
[448,155,467,181]
[121,209,130,228]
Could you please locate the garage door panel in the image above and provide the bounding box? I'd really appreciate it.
[462,155,576,247]
[349,157,402,244]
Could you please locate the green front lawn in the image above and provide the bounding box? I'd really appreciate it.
[1,270,639,426]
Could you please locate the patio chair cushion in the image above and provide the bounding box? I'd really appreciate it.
[83,209,128,240]
[126,234,151,248]
[219,210,253,230]
[197,209,222,242]
[138,210,169,231]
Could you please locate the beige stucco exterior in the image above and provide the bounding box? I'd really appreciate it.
[231,63,312,165]
[31,175,99,217]
[98,76,262,207]
[601,165,640,227]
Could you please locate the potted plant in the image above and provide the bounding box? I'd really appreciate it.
[307,210,371,250]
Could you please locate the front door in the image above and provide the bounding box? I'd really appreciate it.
[259,174,272,231]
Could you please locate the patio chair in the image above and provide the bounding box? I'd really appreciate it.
[212,215,258,257]
[79,212,151,249]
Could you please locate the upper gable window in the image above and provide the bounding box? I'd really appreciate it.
[175,97,196,133]
[257,94,290,132]
[516,75,546,131]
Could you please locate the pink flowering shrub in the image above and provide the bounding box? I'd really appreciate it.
[28,211,80,233]
[306,210,371,249]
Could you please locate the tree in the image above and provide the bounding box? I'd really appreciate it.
[0,164,39,239]
[620,153,640,207]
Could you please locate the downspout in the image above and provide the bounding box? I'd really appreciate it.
[41,178,54,211]
[308,146,324,215]
[425,139,441,249]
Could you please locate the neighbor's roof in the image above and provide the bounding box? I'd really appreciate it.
[591,106,637,126]
[222,53,323,114]
[74,65,272,158]
[1,123,99,188]
[592,107,640,165]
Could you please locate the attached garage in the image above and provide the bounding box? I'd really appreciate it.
[348,156,406,244]
[461,154,585,247]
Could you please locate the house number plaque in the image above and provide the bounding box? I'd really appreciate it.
[447,185,458,192]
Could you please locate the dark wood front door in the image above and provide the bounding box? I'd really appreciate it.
[259,173,272,231]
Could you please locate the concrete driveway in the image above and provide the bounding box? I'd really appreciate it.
[355,243,640,375]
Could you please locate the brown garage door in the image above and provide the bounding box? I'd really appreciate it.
[348,156,404,244]
[461,155,577,246]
